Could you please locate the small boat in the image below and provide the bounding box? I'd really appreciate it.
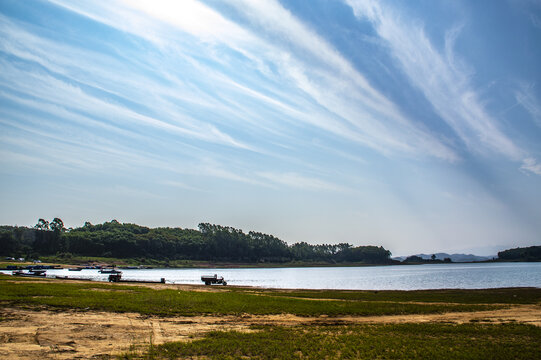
[13,270,46,277]
[68,267,83,271]
[99,269,122,274]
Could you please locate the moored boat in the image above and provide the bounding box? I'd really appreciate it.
[99,269,122,274]
[13,269,46,277]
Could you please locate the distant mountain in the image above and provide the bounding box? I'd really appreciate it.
[393,253,496,263]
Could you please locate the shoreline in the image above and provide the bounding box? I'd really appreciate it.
[3,258,540,272]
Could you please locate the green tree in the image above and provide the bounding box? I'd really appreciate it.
[34,218,49,230]
[50,218,65,233]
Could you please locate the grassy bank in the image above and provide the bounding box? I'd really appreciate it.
[121,323,541,360]
[256,287,541,304]
[2,275,540,359]
[0,275,510,317]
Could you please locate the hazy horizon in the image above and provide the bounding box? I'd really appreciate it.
[1,0,540,256]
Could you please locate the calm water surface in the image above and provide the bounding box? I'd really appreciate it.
[10,262,539,290]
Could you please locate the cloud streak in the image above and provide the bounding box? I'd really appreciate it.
[344,0,541,174]
[515,83,541,128]
[1,0,540,252]
[46,0,457,162]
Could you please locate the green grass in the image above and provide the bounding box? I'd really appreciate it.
[0,275,508,317]
[2,275,540,359]
[120,323,541,359]
[254,287,541,304]
[0,262,27,268]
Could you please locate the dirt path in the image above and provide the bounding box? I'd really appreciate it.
[1,304,540,359]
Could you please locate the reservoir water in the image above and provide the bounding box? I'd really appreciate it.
[7,262,540,290]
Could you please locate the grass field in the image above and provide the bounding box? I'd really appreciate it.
[0,275,510,317]
[120,323,541,360]
[0,274,539,359]
[255,287,541,304]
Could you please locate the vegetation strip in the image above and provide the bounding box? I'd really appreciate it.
[0,276,508,317]
[252,287,541,304]
[1,276,539,359]
[120,323,541,360]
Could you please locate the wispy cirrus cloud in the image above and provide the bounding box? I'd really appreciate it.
[521,157,541,175]
[515,83,541,127]
[1,0,540,252]
[257,172,349,192]
[344,0,541,175]
[223,0,458,161]
[47,0,457,163]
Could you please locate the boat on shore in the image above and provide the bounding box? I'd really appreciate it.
[12,269,46,277]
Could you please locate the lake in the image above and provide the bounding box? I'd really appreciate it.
[9,262,540,290]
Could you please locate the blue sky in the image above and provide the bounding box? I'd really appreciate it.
[1,0,540,256]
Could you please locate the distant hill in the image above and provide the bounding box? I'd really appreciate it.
[393,253,495,263]
[498,246,541,262]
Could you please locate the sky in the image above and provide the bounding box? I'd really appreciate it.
[1,0,540,256]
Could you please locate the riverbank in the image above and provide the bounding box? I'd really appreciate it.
[0,275,539,359]
[4,256,539,272]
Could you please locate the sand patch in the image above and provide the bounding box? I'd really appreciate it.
[0,308,251,359]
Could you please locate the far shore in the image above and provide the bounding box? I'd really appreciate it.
[4,257,535,271]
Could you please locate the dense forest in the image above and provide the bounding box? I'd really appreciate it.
[498,246,541,262]
[0,219,393,264]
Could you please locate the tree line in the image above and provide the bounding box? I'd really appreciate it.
[0,219,393,264]
[498,246,541,262]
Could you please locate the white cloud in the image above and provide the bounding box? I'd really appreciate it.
[124,0,255,45]
[0,57,249,150]
[521,157,541,175]
[225,0,458,162]
[515,83,541,127]
[344,1,516,156]
[257,172,348,192]
[46,0,457,162]
[344,0,539,172]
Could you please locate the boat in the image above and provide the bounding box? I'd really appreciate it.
[68,267,83,271]
[99,269,122,274]
[12,269,46,277]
